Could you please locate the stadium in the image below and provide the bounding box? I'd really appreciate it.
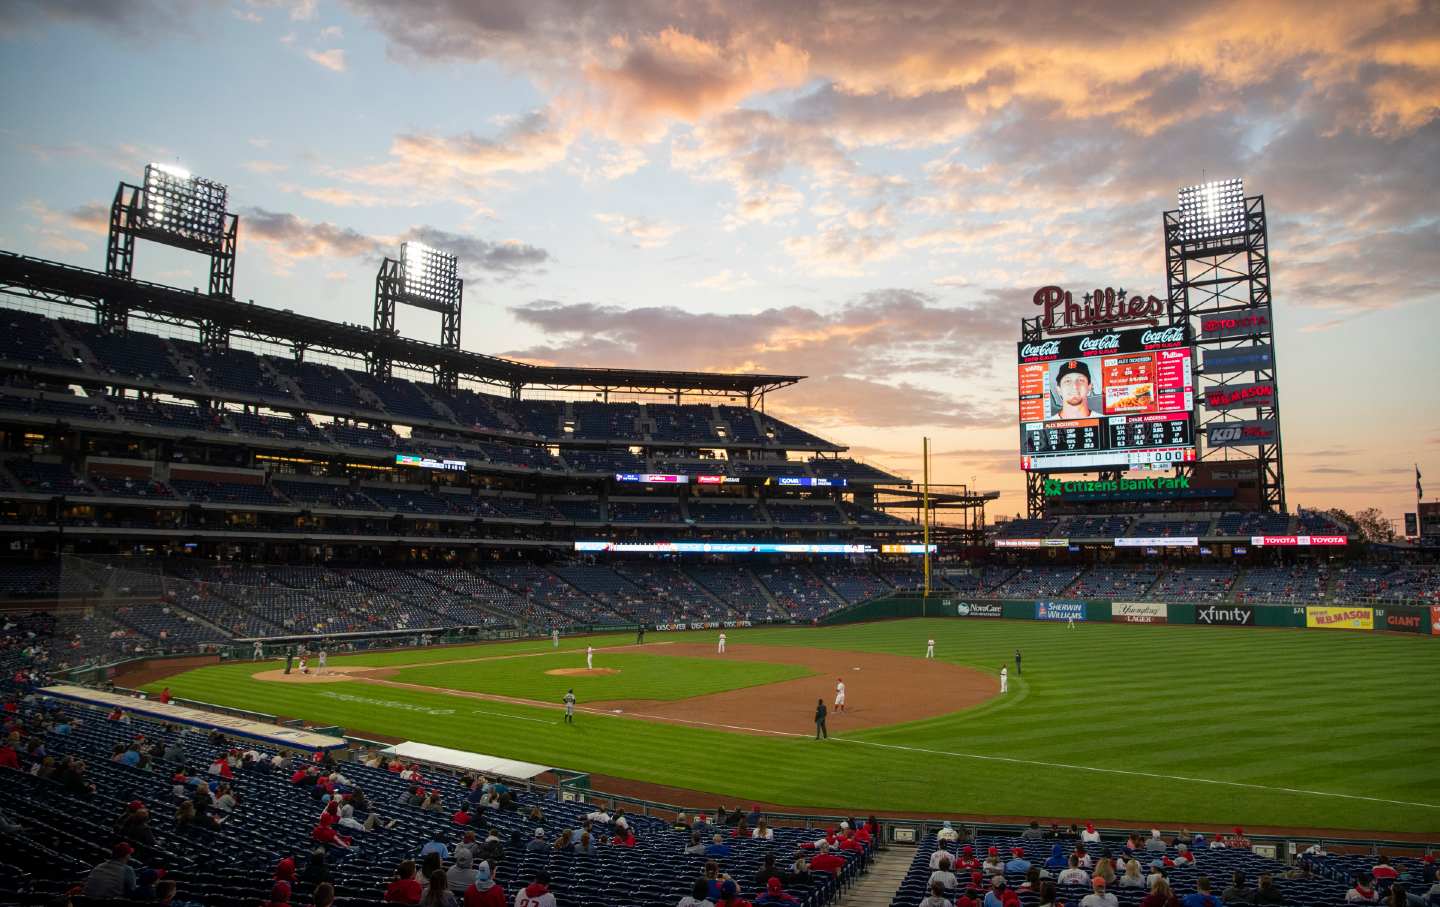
[2,6,1438,907]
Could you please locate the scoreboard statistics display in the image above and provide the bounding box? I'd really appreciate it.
[1018,325,1196,471]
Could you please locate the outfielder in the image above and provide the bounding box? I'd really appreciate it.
[1000,666,1008,694]
[717,632,727,655]
[925,638,935,659]
[563,689,576,723]
[834,678,847,712]
[586,645,594,670]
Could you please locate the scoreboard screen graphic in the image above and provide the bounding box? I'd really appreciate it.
[1018,326,1196,471]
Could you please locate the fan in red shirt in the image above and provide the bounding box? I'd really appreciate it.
[452,807,473,826]
[957,845,980,871]
[612,826,637,847]
[810,842,846,875]
[261,880,292,907]
[463,862,505,907]
[384,860,423,904]
[1370,858,1398,881]
[311,823,352,849]
[318,802,340,827]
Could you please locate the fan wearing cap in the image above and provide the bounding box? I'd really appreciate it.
[937,821,959,843]
[1005,847,1032,874]
[462,859,505,907]
[84,842,138,898]
[756,876,801,906]
[1080,876,1119,907]
[982,847,1006,875]
[1052,359,1097,419]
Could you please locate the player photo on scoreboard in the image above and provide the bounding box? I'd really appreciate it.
[1046,356,1103,421]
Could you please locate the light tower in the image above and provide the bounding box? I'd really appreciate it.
[105,163,238,337]
[1164,178,1286,512]
[373,241,463,387]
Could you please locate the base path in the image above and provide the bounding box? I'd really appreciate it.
[252,642,997,737]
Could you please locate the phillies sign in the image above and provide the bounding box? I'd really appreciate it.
[1034,285,1165,335]
[1205,382,1276,411]
[1202,307,1272,340]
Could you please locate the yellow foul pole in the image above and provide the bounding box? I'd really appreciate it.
[923,436,931,600]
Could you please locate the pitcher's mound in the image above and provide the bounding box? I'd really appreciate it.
[546,668,620,676]
[252,667,362,683]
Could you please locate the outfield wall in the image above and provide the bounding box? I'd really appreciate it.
[820,595,1440,635]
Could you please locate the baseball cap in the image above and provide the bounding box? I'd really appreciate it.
[1057,360,1091,383]
[128,800,144,811]
[475,862,492,882]
[1012,847,1025,856]
[1092,877,1107,887]
[988,847,999,856]
[534,827,545,837]
[112,842,134,859]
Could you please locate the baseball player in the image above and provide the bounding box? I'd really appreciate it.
[1000,666,1008,694]
[586,646,594,670]
[297,655,308,676]
[717,632,727,655]
[253,641,264,660]
[563,689,576,724]
[1068,614,1075,629]
[834,678,846,712]
[552,628,559,648]
[317,649,327,675]
[1014,648,1022,676]
[926,638,935,659]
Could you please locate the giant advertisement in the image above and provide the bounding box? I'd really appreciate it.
[1306,606,1374,631]
[1377,607,1428,635]
[1113,602,1168,624]
[1196,604,1254,625]
[1035,600,1086,621]
[1018,326,1196,472]
[1206,419,1280,448]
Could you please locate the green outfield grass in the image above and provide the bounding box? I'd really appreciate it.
[385,650,811,701]
[145,620,1440,832]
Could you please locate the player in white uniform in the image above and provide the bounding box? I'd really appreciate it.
[317,650,327,675]
[1068,614,1075,629]
[552,629,559,648]
[253,641,264,660]
[1000,666,1008,693]
[586,646,594,670]
[834,678,846,712]
[717,632,727,654]
[563,689,576,724]
[298,656,308,675]
[925,638,935,659]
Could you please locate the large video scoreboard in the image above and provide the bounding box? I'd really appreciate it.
[1018,325,1196,471]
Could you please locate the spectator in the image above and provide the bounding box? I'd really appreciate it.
[1023,822,1045,840]
[685,832,708,855]
[301,848,332,886]
[938,821,959,842]
[705,833,733,857]
[262,881,292,907]
[810,842,846,875]
[754,855,783,889]
[574,831,597,856]
[715,880,750,907]
[1081,877,1119,907]
[313,883,336,907]
[957,885,983,907]
[1045,844,1068,872]
[612,824,637,847]
[1146,830,1168,853]
[983,848,1006,875]
[1021,868,1044,892]
[1182,875,1223,907]
[513,871,555,907]
[1141,878,1181,907]
[984,877,1020,907]
[274,858,297,884]
[1119,860,1147,889]
[385,860,423,904]
[1227,828,1252,850]
[84,842,138,898]
[1222,871,1256,904]
[956,845,980,871]
[932,846,958,870]
[1094,859,1117,887]
[422,869,458,907]
[116,800,156,849]
[1252,875,1285,906]
[421,836,452,861]
[679,878,714,907]
[1082,823,1102,844]
[1173,845,1195,867]
[1372,859,1400,882]
[752,818,774,840]
[788,856,813,888]
[447,850,479,893]
[755,877,800,906]
[1057,855,1090,886]
[462,862,503,907]
[930,855,958,891]
[528,828,551,853]
[1006,848,1032,874]
[918,879,956,907]
[1347,873,1380,904]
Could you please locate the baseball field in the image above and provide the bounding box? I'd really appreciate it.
[139,618,1440,834]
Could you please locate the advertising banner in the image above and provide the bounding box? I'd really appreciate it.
[1201,307,1272,340]
[1202,345,1274,374]
[1206,419,1279,448]
[994,538,1069,548]
[1195,604,1254,626]
[952,601,1003,618]
[1248,535,1348,547]
[1204,381,1277,411]
[1306,606,1374,631]
[1114,536,1199,547]
[1113,602,1168,624]
[1035,601,1086,621]
[1432,606,1440,636]
[1377,607,1427,635]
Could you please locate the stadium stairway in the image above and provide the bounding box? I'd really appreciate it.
[836,844,912,907]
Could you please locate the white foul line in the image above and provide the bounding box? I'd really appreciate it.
[826,737,1440,810]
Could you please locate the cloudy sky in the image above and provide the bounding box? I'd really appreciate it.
[1,0,1436,524]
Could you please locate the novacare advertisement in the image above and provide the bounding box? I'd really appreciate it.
[951,601,1003,618]
[1113,602,1168,624]
[1036,601,1086,621]
[1306,606,1374,631]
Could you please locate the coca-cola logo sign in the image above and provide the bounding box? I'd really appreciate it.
[1020,340,1061,358]
[1077,334,1121,353]
[1141,327,1187,345]
[1034,285,1164,335]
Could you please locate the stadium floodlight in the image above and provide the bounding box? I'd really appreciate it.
[139,162,229,246]
[1177,177,1246,242]
[400,240,460,307]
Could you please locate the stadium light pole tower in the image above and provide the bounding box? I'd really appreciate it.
[1164,178,1286,512]
[105,163,238,336]
[373,241,463,387]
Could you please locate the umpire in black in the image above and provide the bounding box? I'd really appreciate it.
[814,698,828,739]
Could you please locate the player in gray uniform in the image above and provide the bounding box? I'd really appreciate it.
[563,689,576,724]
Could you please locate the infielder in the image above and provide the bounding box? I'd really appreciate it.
[1000,665,1008,693]
[552,629,559,648]
[317,649,327,675]
[925,638,935,659]
[834,678,846,712]
[586,645,594,670]
[717,632,727,655]
[563,689,576,724]
[253,641,264,661]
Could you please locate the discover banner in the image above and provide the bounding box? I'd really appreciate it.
[1112,602,1168,624]
[1306,606,1374,631]
[1035,601,1086,621]
[1196,604,1254,626]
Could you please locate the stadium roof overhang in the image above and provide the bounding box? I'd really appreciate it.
[0,251,803,399]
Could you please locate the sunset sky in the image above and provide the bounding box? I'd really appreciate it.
[1,1,1436,525]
